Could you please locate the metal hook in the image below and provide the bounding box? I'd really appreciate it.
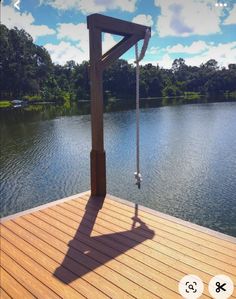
[134,172,142,189]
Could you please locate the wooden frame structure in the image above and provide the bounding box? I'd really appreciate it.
[87,14,151,196]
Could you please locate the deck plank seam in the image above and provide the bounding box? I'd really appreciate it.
[1,231,87,299]
[0,288,13,299]
[72,201,236,265]
[0,224,86,298]
[4,222,111,299]
[78,195,236,256]
[0,199,235,298]
[1,250,62,299]
[81,194,236,248]
[29,212,181,298]
[24,213,175,299]
[3,197,235,298]
[42,205,233,283]
[0,287,14,299]
[11,217,140,299]
[89,193,236,245]
[0,267,36,299]
[8,220,117,299]
[59,201,236,275]
[1,238,66,299]
[32,211,192,288]
[101,194,236,245]
[34,211,190,279]
[66,199,236,264]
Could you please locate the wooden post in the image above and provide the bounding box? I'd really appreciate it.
[89,28,106,196]
[87,14,151,197]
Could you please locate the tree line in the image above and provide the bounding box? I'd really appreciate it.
[1,25,236,105]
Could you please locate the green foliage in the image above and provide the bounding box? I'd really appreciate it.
[162,85,176,97]
[1,25,236,109]
[0,101,12,108]
[228,91,236,98]
[23,95,42,101]
[162,84,182,97]
[0,25,52,99]
[24,104,44,112]
[184,92,201,100]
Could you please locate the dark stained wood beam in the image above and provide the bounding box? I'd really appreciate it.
[101,34,141,71]
[87,14,151,197]
[87,13,150,37]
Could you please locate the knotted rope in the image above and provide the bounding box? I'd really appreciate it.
[134,29,151,189]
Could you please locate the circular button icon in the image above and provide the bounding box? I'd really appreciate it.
[178,274,204,298]
[209,275,234,299]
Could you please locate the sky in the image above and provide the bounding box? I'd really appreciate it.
[1,0,236,68]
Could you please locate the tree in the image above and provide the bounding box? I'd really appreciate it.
[202,59,218,70]
[0,24,52,99]
[228,64,236,70]
[172,58,186,72]
[1,24,236,105]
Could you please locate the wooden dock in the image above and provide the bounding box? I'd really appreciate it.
[1,191,236,298]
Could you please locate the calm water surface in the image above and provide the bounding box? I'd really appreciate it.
[1,102,236,236]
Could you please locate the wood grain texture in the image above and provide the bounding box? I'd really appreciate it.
[1,191,236,298]
[0,288,13,299]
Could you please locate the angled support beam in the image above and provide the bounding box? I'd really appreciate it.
[101,35,141,71]
[87,14,151,197]
[101,36,130,64]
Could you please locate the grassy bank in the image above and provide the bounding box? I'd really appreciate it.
[0,101,12,108]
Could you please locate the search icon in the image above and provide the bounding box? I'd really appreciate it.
[179,275,204,299]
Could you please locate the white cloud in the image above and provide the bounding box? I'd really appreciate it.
[129,53,173,68]
[44,41,87,65]
[156,53,173,68]
[154,0,224,37]
[167,41,209,54]
[132,14,155,35]
[164,41,236,67]
[57,23,87,42]
[142,41,236,69]
[132,14,154,27]
[1,5,55,41]
[46,22,117,64]
[40,0,137,13]
[148,46,160,54]
[57,23,89,56]
[184,41,236,67]
[143,54,173,68]
[223,4,236,25]
[102,33,117,53]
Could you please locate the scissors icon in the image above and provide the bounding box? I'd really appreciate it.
[216,281,226,293]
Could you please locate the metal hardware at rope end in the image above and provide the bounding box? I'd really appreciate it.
[134,172,142,189]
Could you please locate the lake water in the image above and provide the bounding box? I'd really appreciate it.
[1,102,236,236]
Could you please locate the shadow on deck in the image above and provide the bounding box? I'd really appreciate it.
[54,195,155,283]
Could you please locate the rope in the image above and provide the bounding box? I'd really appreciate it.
[134,29,151,189]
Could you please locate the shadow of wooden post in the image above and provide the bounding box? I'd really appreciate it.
[54,196,155,283]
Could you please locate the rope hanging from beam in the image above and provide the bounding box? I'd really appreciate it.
[134,29,151,189]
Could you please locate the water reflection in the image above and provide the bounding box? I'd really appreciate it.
[1,102,236,236]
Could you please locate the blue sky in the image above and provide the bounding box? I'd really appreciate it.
[1,0,236,68]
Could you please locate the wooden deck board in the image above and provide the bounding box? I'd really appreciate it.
[72,196,236,265]
[0,288,13,299]
[1,191,236,299]
[80,194,236,255]
[66,197,236,270]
